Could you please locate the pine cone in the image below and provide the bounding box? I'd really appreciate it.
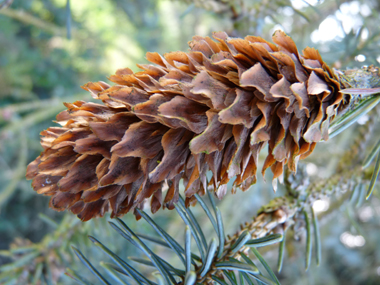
[26,31,346,221]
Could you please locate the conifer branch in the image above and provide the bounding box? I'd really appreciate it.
[193,106,379,283]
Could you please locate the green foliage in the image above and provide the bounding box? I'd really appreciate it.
[68,194,283,285]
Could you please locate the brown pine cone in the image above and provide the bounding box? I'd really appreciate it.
[26,31,346,221]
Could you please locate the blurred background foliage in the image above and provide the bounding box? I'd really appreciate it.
[1,0,380,284]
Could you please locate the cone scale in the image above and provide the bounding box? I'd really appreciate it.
[26,31,347,221]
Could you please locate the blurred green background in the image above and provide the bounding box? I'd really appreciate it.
[1,0,380,284]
